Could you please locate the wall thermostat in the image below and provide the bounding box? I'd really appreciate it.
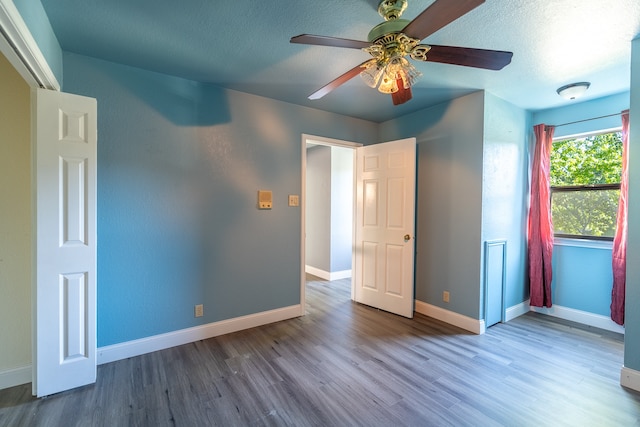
[258,190,272,209]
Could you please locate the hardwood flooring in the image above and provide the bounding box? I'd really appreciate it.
[1,275,639,426]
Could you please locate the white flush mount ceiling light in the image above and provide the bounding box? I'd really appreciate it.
[557,82,591,100]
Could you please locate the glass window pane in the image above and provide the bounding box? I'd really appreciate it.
[551,189,620,238]
[550,133,622,186]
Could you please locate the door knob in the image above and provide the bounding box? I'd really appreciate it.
[404,234,411,242]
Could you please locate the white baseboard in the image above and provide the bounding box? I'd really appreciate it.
[0,364,31,390]
[413,298,623,335]
[505,300,530,322]
[305,265,351,281]
[620,366,640,392]
[415,300,485,334]
[97,304,301,365]
[305,265,330,280]
[529,304,625,334]
[329,269,352,280]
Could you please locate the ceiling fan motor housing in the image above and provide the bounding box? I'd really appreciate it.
[378,0,408,21]
[367,19,411,43]
[370,0,411,42]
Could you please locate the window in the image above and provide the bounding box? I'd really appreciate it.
[550,130,622,240]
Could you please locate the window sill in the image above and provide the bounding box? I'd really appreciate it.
[553,237,613,250]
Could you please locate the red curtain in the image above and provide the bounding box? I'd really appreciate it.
[528,124,555,307]
[611,110,630,325]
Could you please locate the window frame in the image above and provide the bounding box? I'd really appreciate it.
[550,129,622,242]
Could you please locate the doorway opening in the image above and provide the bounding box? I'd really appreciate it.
[300,134,361,310]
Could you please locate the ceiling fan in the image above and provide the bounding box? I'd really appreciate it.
[291,0,513,106]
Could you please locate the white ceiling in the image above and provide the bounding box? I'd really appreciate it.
[40,0,640,122]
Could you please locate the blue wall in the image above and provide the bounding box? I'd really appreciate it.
[380,92,486,319]
[305,145,331,272]
[482,93,531,312]
[552,242,616,316]
[531,92,629,318]
[62,52,378,347]
[380,92,531,321]
[13,0,62,84]
[533,92,629,139]
[330,146,354,273]
[625,37,640,372]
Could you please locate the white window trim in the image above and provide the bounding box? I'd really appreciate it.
[553,237,613,250]
[553,127,622,143]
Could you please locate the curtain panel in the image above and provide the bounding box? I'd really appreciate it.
[611,110,630,325]
[528,124,555,307]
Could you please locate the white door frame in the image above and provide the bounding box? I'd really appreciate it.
[300,134,362,313]
[0,0,60,91]
[0,0,66,392]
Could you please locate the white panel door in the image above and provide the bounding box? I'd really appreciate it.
[33,88,97,397]
[354,138,416,318]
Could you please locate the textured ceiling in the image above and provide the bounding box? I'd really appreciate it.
[40,0,640,122]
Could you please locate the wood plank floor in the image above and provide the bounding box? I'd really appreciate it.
[1,275,639,426]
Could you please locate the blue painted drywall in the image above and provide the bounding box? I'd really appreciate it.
[380,92,530,321]
[551,243,614,316]
[532,92,629,139]
[481,93,531,312]
[13,0,62,84]
[330,146,354,273]
[531,92,629,317]
[624,37,640,372]
[306,145,331,272]
[305,145,353,275]
[61,52,378,347]
[379,92,486,319]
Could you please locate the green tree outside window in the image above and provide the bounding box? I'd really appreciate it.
[550,131,622,239]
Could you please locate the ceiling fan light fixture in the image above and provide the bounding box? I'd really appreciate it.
[361,55,422,94]
[360,60,385,88]
[378,73,400,94]
[361,32,425,95]
[388,57,422,88]
[557,82,590,100]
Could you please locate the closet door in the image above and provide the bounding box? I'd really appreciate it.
[33,88,97,397]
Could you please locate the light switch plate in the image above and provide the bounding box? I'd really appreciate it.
[288,194,299,207]
[258,190,273,209]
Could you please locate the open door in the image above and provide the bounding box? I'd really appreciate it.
[33,88,97,397]
[353,138,416,318]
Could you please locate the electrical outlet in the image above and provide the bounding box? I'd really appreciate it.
[443,291,450,303]
[194,304,204,317]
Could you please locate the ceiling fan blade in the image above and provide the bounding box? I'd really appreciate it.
[391,78,412,106]
[308,61,369,100]
[291,34,371,50]
[402,0,485,41]
[426,45,513,70]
